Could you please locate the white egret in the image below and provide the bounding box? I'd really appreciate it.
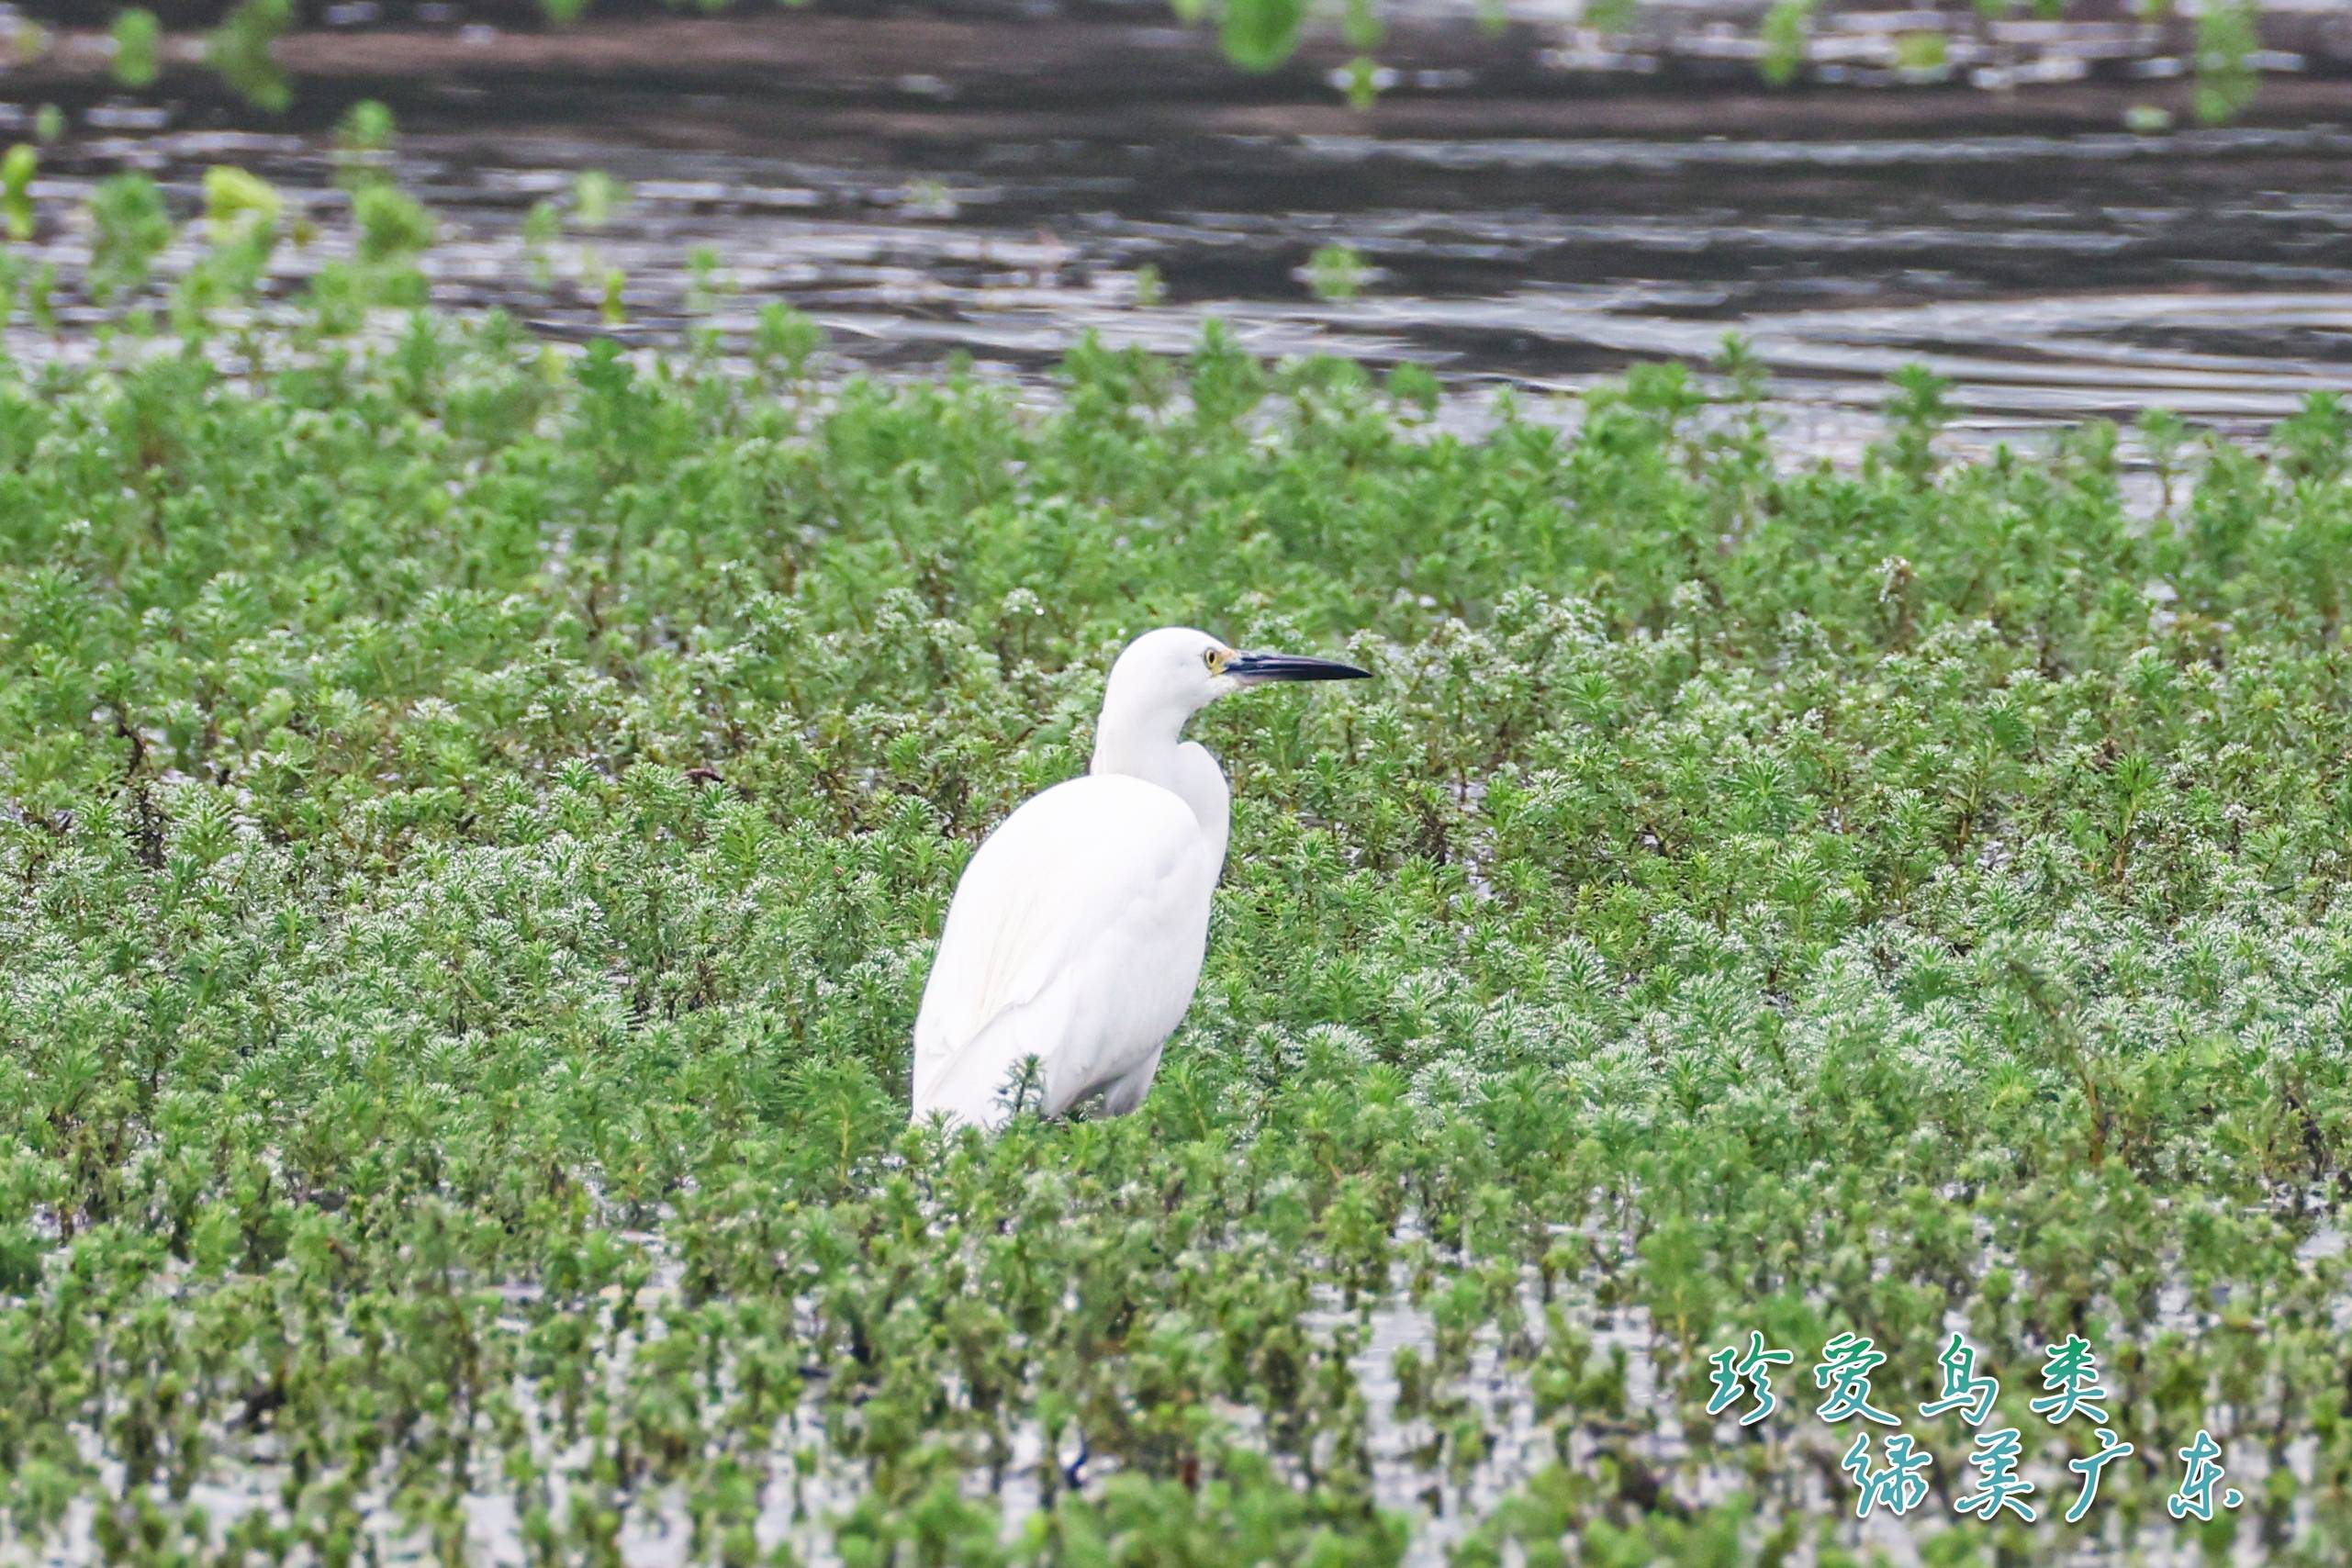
[911,627,1369,1130]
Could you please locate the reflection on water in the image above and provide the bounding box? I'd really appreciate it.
[37,1238,2340,1568]
[9,108,2352,468]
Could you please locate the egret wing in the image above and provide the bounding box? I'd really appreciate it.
[912,775,1215,1127]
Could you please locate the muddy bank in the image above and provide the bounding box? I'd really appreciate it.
[9,4,2352,142]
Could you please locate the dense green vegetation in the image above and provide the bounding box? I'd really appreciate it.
[6,175,2352,1565]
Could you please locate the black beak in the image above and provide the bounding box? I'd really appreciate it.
[1226,650,1372,683]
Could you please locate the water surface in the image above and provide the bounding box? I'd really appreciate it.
[12,67,2352,465]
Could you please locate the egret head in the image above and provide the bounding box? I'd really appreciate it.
[1103,626,1371,725]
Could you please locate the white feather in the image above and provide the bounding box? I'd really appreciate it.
[912,774,1219,1128]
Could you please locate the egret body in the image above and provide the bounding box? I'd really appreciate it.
[911,627,1368,1130]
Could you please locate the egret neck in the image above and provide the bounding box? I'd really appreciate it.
[1089,663,1233,868]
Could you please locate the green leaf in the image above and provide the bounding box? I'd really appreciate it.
[1,144,34,241]
[205,165,282,253]
[353,182,437,263]
[2192,0,2260,124]
[207,0,295,113]
[112,8,162,89]
[1894,30,1947,72]
[1760,0,1813,87]
[87,173,173,303]
[1222,0,1305,73]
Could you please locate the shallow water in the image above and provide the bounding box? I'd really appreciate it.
[8,24,2352,1564]
[11,94,2352,468]
[28,1248,2332,1568]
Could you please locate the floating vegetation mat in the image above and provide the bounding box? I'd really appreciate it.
[3,300,2352,1566]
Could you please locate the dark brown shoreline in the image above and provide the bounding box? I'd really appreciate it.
[10,11,2352,150]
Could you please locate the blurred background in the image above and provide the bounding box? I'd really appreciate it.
[4,0,2349,465]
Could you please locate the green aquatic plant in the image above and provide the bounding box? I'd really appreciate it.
[2138,406,2191,516]
[332,98,398,193]
[686,243,734,313]
[203,163,280,249]
[85,171,174,304]
[172,165,285,330]
[0,178,2346,1562]
[207,0,294,113]
[1224,0,1307,72]
[2274,390,2348,485]
[339,98,396,155]
[353,180,434,263]
[752,299,825,385]
[1879,361,1954,482]
[1307,242,1369,301]
[522,194,565,289]
[111,6,162,89]
[1339,0,1386,106]
[1760,0,1816,85]
[573,168,631,230]
[0,144,31,241]
[8,18,49,66]
[16,258,56,332]
[2193,0,2261,125]
[1894,28,1948,73]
